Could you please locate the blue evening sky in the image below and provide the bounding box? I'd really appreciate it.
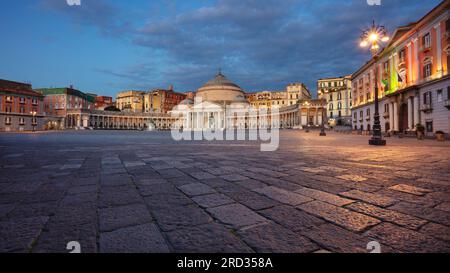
[0,0,442,97]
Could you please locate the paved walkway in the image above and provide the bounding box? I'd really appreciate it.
[0,131,449,253]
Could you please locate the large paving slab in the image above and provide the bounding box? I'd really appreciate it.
[0,131,449,253]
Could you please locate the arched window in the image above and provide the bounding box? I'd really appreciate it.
[329,103,334,110]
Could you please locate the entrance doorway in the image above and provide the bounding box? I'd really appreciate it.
[399,103,409,132]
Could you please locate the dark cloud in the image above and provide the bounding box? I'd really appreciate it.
[43,0,443,95]
[41,0,133,36]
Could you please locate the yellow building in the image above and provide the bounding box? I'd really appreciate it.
[247,83,311,109]
[116,91,145,113]
[143,88,187,114]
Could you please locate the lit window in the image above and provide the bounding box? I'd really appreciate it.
[423,63,432,78]
[423,33,431,48]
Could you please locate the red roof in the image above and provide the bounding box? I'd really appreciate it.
[0,79,43,97]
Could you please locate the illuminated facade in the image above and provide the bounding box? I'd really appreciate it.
[95,96,114,110]
[172,72,325,130]
[246,83,311,109]
[143,87,187,114]
[352,1,450,136]
[116,91,145,113]
[318,76,352,126]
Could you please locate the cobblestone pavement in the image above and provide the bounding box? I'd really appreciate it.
[0,130,449,253]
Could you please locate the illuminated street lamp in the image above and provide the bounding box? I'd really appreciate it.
[360,20,389,146]
[320,104,326,136]
[30,111,37,132]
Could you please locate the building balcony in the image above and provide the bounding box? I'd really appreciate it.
[420,103,433,113]
[420,46,431,53]
[445,99,450,110]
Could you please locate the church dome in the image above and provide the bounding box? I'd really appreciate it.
[196,72,248,104]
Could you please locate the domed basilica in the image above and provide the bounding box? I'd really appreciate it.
[172,71,252,130]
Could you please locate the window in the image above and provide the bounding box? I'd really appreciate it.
[5,105,11,113]
[383,62,389,73]
[329,94,333,101]
[338,102,342,110]
[6,96,12,102]
[19,118,25,125]
[384,104,389,113]
[20,106,25,113]
[338,111,342,117]
[32,98,38,105]
[426,121,433,133]
[437,89,443,102]
[423,33,431,48]
[330,112,333,118]
[337,93,342,100]
[329,103,334,110]
[367,108,371,116]
[399,49,406,63]
[354,112,357,119]
[423,63,432,78]
[423,91,432,105]
[5,117,11,125]
[19,97,25,104]
[360,111,363,118]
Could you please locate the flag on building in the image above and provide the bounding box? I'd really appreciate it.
[397,71,404,84]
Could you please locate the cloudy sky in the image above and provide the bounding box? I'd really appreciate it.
[0,0,442,97]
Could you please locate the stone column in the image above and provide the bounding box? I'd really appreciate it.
[407,97,413,130]
[435,23,442,75]
[413,95,419,128]
[388,105,393,132]
[307,108,310,126]
[413,38,419,83]
[393,102,399,132]
[407,42,413,84]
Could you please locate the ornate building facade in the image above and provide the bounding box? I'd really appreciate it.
[0,79,45,132]
[172,72,326,130]
[35,87,96,130]
[352,1,450,136]
[318,75,352,126]
[116,91,145,112]
[143,87,187,114]
[246,83,311,109]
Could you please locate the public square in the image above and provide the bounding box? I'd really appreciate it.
[0,130,449,253]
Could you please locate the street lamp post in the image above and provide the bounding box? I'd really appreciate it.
[320,105,326,136]
[360,20,389,146]
[30,111,37,132]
